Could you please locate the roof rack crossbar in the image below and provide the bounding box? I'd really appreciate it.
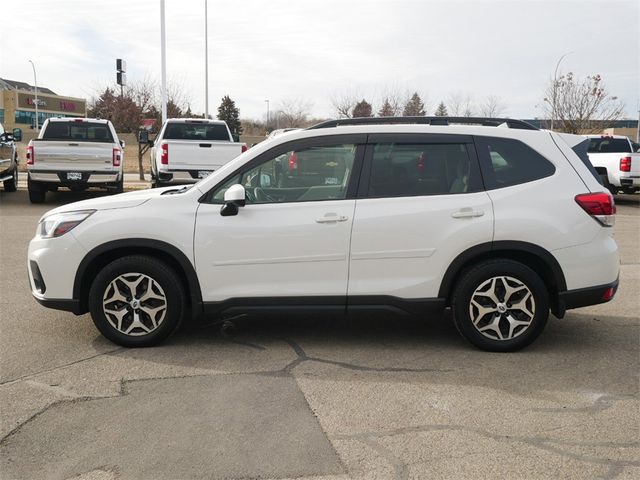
[308,116,539,131]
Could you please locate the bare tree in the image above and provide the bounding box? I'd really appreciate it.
[447,93,476,117]
[377,85,408,116]
[479,95,507,117]
[277,98,312,127]
[330,89,360,118]
[542,72,624,133]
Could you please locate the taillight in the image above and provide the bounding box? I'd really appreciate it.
[241,145,248,153]
[602,287,616,301]
[26,145,35,165]
[620,156,631,172]
[112,148,121,167]
[575,192,616,227]
[161,143,168,165]
[288,152,298,172]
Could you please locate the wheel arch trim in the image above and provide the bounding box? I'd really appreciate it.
[438,241,567,300]
[73,238,203,315]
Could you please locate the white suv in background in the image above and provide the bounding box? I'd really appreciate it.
[28,117,619,351]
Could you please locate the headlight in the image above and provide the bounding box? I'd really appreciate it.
[38,210,95,238]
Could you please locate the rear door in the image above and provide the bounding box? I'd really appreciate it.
[33,121,115,171]
[347,134,494,301]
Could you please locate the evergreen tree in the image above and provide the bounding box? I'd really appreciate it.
[217,95,243,136]
[378,98,394,117]
[402,92,426,116]
[352,99,373,118]
[434,102,448,116]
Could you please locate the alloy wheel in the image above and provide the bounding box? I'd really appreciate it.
[468,276,535,341]
[102,272,167,336]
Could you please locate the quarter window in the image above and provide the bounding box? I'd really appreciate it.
[368,143,478,197]
[476,137,555,189]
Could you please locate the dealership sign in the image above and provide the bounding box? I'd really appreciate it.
[26,97,47,107]
[18,93,86,114]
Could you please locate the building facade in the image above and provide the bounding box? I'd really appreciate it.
[0,78,86,130]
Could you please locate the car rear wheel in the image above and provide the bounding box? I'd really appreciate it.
[452,259,549,352]
[28,178,46,203]
[88,255,185,347]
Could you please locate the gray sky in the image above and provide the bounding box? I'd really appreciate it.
[1,0,638,119]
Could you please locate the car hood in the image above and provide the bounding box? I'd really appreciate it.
[39,187,178,220]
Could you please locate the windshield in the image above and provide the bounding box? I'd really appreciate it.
[42,122,114,142]
[587,137,632,153]
[163,122,230,141]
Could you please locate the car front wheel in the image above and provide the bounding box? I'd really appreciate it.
[452,259,549,352]
[88,255,185,347]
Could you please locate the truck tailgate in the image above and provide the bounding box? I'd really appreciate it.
[31,140,115,171]
[165,140,243,171]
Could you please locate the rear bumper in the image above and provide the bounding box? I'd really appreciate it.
[28,170,121,184]
[156,169,214,184]
[619,176,640,189]
[558,277,619,311]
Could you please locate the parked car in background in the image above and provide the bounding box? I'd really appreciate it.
[26,118,124,203]
[28,117,619,352]
[585,134,640,194]
[149,118,247,188]
[0,122,21,192]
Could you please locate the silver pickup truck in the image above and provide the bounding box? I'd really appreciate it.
[0,122,21,192]
[26,118,124,203]
[149,118,247,188]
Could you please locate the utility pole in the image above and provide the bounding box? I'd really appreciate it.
[204,0,209,119]
[28,60,38,130]
[160,0,167,123]
[265,99,270,131]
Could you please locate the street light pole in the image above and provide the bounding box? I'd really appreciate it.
[160,0,167,123]
[204,0,209,119]
[265,99,269,131]
[551,51,573,130]
[28,60,38,130]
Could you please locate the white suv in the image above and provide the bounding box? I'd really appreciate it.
[28,118,619,351]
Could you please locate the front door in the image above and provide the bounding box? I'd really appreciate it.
[194,137,365,305]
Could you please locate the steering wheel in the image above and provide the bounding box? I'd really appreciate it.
[254,187,277,203]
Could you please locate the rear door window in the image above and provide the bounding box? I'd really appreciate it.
[42,122,114,142]
[587,137,632,153]
[163,122,229,141]
[475,137,555,189]
[367,143,481,197]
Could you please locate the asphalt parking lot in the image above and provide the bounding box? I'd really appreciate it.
[1,188,638,480]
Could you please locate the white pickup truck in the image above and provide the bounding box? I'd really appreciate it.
[149,118,246,188]
[26,118,124,203]
[585,134,640,194]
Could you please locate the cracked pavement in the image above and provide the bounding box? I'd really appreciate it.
[1,190,638,480]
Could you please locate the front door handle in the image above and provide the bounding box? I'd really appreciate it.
[316,214,349,224]
[451,209,485,219]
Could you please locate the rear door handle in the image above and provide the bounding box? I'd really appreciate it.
[316,214,349,223]
[451,209,485,219]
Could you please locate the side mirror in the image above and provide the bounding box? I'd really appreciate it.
[220,184,246,216]
[119,139,126,149]
[12,128,22,142]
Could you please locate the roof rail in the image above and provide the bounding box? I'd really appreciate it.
[308,116,539,131]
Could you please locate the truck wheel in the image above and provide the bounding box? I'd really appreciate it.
[115,177,124,193]
[28,179,46,203]
[152,179,165,189]
[601,175,617,196]
[452,259,549,352]
[3,165,18,192]
[88,255,186,347]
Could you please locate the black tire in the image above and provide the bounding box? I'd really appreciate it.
[601,175,617,196]
[3,165,17,192]
[28,179,46,203]
[114,176,124,193]
[89,255,186,347]
[452,259,549,352]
